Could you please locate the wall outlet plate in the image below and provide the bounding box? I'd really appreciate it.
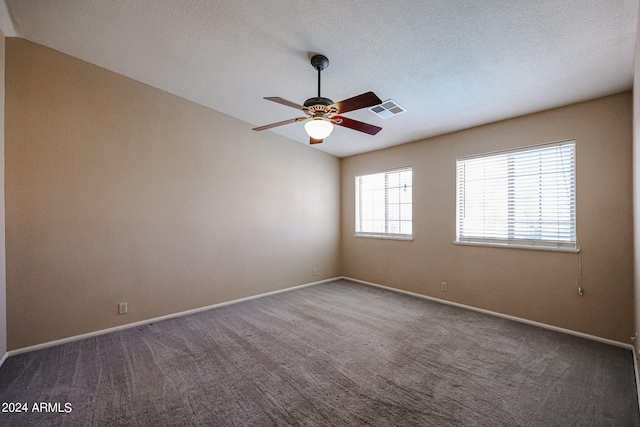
[118,302,128,314]
[441,282,448,292]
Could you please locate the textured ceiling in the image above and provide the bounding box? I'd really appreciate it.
[2,0,638,157]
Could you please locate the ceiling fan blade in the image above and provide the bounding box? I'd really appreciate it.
[310,137,323,144]
[252,117,307,131]
[332,91,382,114]
[333,116,382,135]
[264,97,305,110]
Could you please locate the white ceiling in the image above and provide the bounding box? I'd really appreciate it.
[2,0,638,158]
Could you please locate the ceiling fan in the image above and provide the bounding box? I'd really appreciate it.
[252,54,383,144]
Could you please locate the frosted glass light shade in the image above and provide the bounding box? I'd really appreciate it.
[304,119,334,139]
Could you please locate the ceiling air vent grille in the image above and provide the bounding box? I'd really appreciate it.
[369,99,406,119]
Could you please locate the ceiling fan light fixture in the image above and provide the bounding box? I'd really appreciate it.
[304,118,333,139]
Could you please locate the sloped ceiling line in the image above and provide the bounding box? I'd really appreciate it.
[1,1,637,158]
[0,0,17,37]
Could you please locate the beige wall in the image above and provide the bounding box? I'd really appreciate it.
[342,92,633,344]
[5,38,341,350]
[0,29,6,357]
[4,37,635,351]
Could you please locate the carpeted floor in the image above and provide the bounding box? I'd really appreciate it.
[0,279,638,426]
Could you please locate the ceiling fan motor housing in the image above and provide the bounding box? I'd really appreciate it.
[303,97,334,108]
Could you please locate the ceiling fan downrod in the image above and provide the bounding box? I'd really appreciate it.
[304,55,333,109]
[311,54,329,97]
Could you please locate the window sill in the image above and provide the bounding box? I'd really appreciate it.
[355,234,413,242]
[454,241,579,253]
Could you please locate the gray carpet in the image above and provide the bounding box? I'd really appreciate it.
[0,279,638,426]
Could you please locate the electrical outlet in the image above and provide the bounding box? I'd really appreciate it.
[441,282,448,292]
[312,268,318,276]
[118,302,128,314]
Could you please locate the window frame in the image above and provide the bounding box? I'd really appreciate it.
[355,166,413,241]
[455,140,578,252]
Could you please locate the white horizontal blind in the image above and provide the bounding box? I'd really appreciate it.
[456,141,576,250]
[356,167,412,240]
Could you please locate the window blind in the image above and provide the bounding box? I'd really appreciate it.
[456,140,576,251]
[355,167,412,240]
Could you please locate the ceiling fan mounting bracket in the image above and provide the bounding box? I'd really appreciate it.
[310,54,329,71]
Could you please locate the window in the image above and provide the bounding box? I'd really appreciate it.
[456,140,577,251]
[355,167,412,240]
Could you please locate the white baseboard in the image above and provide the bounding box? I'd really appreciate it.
[0,351,8,368]
[6,275,637,363]
[7,277,340,357]
[342,276,633,350]
[633,346,640,414]
[5,275,640,414]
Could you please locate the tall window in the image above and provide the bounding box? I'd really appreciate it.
[355,167,412,240]
[456,140,576,251]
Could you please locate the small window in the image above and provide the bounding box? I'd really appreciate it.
[355,167,412,240]
[456,140,577,251]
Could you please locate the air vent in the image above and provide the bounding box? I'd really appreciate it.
[369,99,406,119]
